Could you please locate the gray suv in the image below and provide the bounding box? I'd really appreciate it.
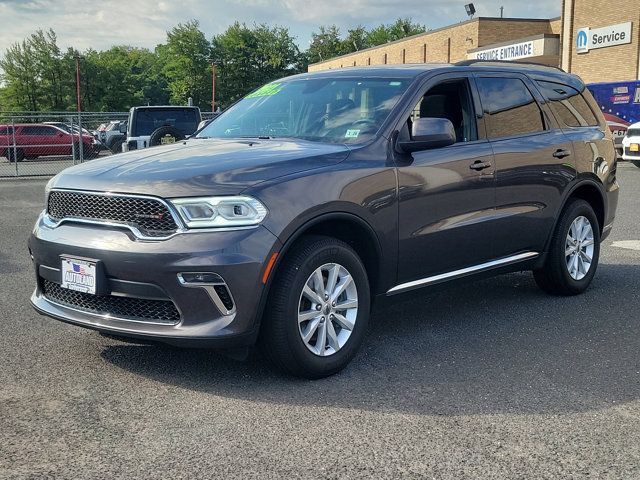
[29,62,619,378]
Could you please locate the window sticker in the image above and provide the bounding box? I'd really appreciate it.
[246,83,282,98]
[345,129,360,138]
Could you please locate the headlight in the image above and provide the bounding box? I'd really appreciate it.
[170,196,268,229]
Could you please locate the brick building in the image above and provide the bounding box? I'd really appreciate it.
[308,0,640,84]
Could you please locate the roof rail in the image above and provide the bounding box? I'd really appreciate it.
[455,59,565,71]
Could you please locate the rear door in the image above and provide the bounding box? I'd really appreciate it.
[474,74,575,258]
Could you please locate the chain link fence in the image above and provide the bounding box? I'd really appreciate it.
[0,112,128,177]
[1,110,219,178]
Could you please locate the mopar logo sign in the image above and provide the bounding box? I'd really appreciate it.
[576,28,589,53]
[576,22,632,54]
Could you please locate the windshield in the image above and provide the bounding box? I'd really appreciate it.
[197,77,410,144]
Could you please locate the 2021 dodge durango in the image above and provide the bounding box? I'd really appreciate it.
[29,62,619,378]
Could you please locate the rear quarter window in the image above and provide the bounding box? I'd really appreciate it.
[536,81,600,128]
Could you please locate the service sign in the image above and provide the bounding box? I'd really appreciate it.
[576,22,632,53]
[474,41,535,61]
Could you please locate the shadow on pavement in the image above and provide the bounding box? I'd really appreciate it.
[101,263,640,416]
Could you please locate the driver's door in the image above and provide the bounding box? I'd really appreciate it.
[395,74,496,287]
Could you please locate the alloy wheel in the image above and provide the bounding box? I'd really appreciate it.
[297,263,358,356]
[565,215,595,281]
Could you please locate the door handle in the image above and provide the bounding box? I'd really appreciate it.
[553,149,571,159]
[469,160,492,171]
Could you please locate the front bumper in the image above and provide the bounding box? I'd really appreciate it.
[29,212,281,347]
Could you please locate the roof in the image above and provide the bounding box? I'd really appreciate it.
[288,62,583,89]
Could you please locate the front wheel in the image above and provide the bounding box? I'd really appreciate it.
[259,235,370,379]
[534,199,600,295]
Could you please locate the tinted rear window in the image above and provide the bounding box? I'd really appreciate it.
[476,77,545,139]
[536,81,599,127]
[133,109,200,137]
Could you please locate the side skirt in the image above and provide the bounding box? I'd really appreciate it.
[386,252,539,295]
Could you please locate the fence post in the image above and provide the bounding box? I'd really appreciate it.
[69,116,77,164]
[77,113,84,163]
[11,118,18,177]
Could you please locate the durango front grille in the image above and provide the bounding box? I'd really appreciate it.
[47,190,179,237]
[41,279,180,324]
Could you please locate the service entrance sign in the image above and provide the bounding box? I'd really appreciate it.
[576,22,632,54]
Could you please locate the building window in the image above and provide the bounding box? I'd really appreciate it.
[367,57,371,65]
[383,53,387,64]
[402,48,406,64]
[476,77,546,139]
[423,44,427,63]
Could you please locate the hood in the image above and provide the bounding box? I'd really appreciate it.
[50,138,350,197]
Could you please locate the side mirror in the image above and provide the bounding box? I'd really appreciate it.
[398,117,456,153]
[118,123,127,134]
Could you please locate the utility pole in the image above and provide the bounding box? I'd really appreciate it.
[75,56,81,112]
[211,62,216,112]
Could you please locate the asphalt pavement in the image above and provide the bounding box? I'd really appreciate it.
[1,164,640,479]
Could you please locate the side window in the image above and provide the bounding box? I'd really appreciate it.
[476,77,546,139]
[407,79,478,143]
[41,127,58,136]
[21,126,58,135]
[0,126,13,136]
[536,81,600,127]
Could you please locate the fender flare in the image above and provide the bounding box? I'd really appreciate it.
[252,211,384,331]
[541,176,606,256]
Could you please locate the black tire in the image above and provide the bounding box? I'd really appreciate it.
[259,235,371,379]
[6,148,24,162]
[108,137,125,154]
[148,126,185,147]
[631,160,640,169]
[534,199,600,295]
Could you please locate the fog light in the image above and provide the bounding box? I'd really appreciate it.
[178,272,224,284]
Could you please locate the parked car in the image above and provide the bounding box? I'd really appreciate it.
[0,123,96,161]
[121,106,201,152]
[621,122,640,168]
[30,62,619,378]
[99,121,126,154]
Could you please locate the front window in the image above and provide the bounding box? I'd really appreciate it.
[197,77,410,144]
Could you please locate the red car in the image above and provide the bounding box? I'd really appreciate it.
[0,123,96,162]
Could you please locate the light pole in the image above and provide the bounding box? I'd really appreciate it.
[75,55,82,112]
[211,62,216,112]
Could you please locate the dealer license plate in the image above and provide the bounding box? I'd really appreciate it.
[61,258,97,294]
[630,144,639,152]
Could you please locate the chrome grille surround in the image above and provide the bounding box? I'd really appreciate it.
[46,189,182,239]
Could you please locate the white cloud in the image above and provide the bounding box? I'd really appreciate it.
[0,0,560,55]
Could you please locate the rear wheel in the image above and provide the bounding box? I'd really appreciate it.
[6,148,24,162]
[534,199,600,295]
[259,235,370,379]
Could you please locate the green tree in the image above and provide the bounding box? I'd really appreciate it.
[212,22,302,108]
[307,25,344,64]
[157,20,212,108]
[367,18,426,46]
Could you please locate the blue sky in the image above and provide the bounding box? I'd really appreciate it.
[0,0,560,54]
